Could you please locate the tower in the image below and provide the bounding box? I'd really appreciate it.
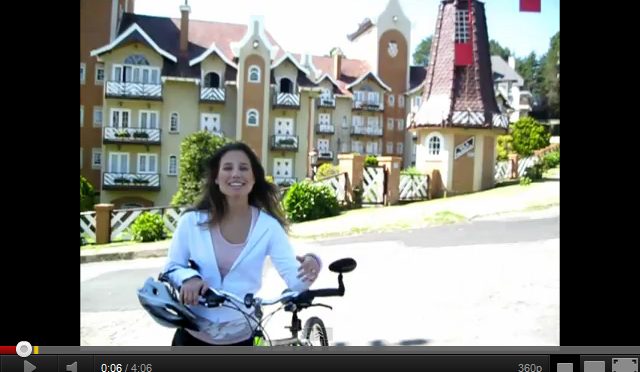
[410,0,508,196]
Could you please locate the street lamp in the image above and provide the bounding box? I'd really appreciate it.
[308,148,318,180]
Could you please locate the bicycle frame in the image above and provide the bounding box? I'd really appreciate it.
[251,304,315,346]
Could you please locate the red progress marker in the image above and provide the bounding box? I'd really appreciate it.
[0,345,16,354]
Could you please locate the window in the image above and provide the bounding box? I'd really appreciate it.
[388,94,395,107]
[273,158,293,178]
[80,105,84,127]
[248,65,261,83]
[354,91,365,103]
[110,109,130,128]
[113,55,160,84]
[367,116,379,128]
[455,9,470,43]
[397,119,404,130]
[398,95,405,108]
[426,133,443,157]
[247,109,259,126]
[319,113,330,126]
[92,148,102,169]
[168,155,178,176]
[108,152,128,173]
[317,139,330,153]
[352,141,363,154]
[342,116,348,129]
[204,72,221,88]
[138,154,158,174]
[366,142,379,155]
[386,142,393,154]
[80,63,86,84]
[352,116,363,127]
[413,96,422,112]
[387,118,394,130]
[397,142,404,154]
[95,64,105,84]
[139,111,159,129]
[367,92,380,104]
[340,141,349,153]
[170,112,179,133]
[93,107,103,127]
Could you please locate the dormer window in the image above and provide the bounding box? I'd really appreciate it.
[204,72,221,88]
[279,78,294,93]
[113,54,160,84]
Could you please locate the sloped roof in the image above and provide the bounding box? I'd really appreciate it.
[490,56,524,86]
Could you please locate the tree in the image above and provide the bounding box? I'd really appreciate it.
[412,35,432,66]
[510,117,550,156]
[80,176,95,212]
[489,40,513,61]
[516,52,544,97]
[171,131,230,206]
[542,31,560,118]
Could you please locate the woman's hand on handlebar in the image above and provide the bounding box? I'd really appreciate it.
[180,276,208,305]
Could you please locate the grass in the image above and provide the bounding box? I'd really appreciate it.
[423,211,467,225]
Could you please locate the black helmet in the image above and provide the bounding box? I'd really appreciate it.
[137,277,201,331]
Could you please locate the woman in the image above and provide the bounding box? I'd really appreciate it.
[163,142,322,346]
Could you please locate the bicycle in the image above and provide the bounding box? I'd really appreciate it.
[187,257,356,346]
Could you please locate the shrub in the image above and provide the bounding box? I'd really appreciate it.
[401,166,422,176]
[496,135,513,161]
[316,163,340,179]
[510,117,551,156]
[283,181,340,222]
[364,155,378,167]
[80,176,96,212]
[520,176,532,186]
[130,212,167,242]
[542,150,560,169]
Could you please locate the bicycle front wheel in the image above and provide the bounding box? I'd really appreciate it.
[303,317,328,346]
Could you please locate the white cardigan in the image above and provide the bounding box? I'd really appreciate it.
[163,209,311,325]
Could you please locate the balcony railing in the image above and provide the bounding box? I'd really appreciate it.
[200,87,226,103]
[103,172,160,191]
[352,99,384,111]
[315,124,335,134]
[318,150,334,160]
[274,176,297,187]
[317,96,336,108]
[273,93,300,109]
[103,127,161,145]
[105,81,162,100]
[351,126,383,136]
[271,134,299,151]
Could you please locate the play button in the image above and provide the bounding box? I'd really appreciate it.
[24,360,36,372]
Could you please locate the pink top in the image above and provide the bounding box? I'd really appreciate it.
[211,206,259,279]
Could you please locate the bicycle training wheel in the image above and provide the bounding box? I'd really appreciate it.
[303,316,328,346]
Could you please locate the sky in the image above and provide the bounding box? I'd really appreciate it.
[134,0,559,61]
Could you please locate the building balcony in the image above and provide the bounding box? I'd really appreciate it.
[318,150,334,160]
[352,99,384,111]
[271,134,299,151]
[316,124,335,134]
[103,127,161,145]
[351,126,383,136]
[200,87,226,103]
[103,172,160,191]
[273,93,300,109]
[105,81,162,100]
[317,96,336,108]
[274,176,297,187]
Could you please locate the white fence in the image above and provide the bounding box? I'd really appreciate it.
[494,156,539,182]
[399,174,429,201]
[109,206,186,241]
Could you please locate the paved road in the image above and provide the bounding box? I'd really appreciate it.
[81,210,559,346]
